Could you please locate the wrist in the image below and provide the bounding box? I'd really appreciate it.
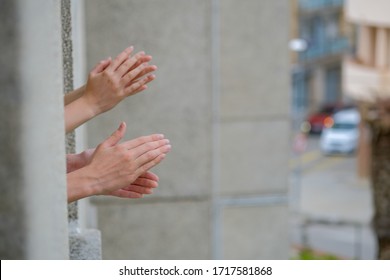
[65,95,98,133]
[67,165,101,202]
[79,93,101,117]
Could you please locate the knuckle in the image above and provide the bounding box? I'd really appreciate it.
[123,151,133,162]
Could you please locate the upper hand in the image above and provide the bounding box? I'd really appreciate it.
[83,46,157,115]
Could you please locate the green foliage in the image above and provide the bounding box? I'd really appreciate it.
[293,248,340,260]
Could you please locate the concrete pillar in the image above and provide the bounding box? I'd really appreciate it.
[0,0,69,259]
[218,0,290,259]
[85,0,289,259]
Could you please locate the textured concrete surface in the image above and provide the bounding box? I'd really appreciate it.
[222,205,289,259]
[95,200,211,259]
[220,120,290,195]
[220,0,290,120]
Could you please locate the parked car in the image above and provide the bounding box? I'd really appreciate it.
[320,108,360,155]
[303,103,355,134]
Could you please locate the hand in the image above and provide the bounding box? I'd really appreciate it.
[67,148,160,198]
[82,122,171,197]
[108,171,159,198]
[83,46,157,115]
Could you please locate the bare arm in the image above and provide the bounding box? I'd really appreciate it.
[64,85,86,106]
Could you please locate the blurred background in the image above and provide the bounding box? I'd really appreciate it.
[1,0,390,260]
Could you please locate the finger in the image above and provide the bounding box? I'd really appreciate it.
[121,62,150,86]
[102,122,126,147]
[134,143,171,166]
[139,171,159,182]
[126,65,157,86]
[135,153,167,179]
[124,138,170,158]
[122,184,154,194]
[110,189,144,199]
[120,134,166,150]
[124,74,156,96]
[127,55,152,72]
[116,51,147,77]
[90,58,111,75]
[108,46,134,72]
[129,177,158,188]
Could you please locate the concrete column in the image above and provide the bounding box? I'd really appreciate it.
[218,0,290,259]
[0,0,69,259]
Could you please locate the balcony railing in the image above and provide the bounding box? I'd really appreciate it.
[299,0,344,11]
[299,37,350,61]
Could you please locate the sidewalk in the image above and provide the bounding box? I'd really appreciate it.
[289,153,377,259]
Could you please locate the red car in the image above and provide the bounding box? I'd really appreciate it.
[303,103,355,134]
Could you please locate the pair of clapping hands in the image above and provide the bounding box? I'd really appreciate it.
[65,46,171,203]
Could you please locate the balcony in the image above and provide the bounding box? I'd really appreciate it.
[299,0,344,12]
[299,37,350,62]
[346,0,390,27]
[343,58,390,102]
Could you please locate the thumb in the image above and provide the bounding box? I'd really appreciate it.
[90,57,111,75]
[103,122,126,147]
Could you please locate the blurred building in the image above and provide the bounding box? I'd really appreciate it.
[343,0,390,177]
[291,0,351,119]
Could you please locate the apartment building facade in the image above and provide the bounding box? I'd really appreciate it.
[343,0,390,177]
[291,0,351,119]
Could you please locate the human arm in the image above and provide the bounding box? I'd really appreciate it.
[66,149,94,173]
[64,46,157,133]
[64,85,87,106]
[66,122,171,203]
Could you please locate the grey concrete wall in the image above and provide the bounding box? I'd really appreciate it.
[85,0,290,259]
[0,0,69,259]
[218,0,290,259]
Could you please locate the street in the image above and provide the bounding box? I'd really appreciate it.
[289,135,377,259]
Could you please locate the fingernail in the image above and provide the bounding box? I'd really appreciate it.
[158,134,164,139]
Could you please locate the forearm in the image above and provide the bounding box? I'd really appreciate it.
[67,166,99,203]
[64,85,86,105]
[64,95,97,133]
